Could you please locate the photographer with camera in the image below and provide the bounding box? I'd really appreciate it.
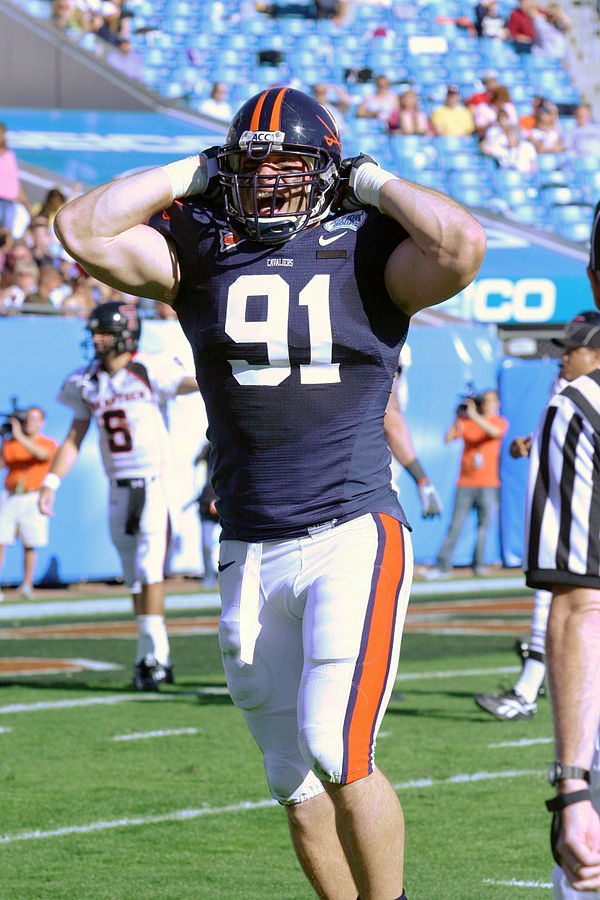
[425,389,508,580]
[0,405,56,599]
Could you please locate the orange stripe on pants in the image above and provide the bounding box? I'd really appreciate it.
[342,514,405,783]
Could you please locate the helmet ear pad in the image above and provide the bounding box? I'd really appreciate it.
[218,87,342,243]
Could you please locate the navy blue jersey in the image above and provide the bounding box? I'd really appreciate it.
[149,202,411,541]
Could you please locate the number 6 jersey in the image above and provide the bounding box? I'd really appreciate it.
[57,353,187,480]
[149,201,412,542]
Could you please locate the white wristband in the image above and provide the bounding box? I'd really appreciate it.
[42,473,61,492]
[161,155,206,200]
[352,162,395,210]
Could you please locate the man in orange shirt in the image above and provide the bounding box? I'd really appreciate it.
[0,406,56,599]
[425,389,508,578]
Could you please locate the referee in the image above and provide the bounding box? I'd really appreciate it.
[525,205,600,897]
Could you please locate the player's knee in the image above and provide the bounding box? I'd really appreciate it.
[219,621,270,710]
[298,725,344,784]
[263,751,321,804]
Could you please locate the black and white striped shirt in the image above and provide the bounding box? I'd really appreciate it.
[525,368,600,589]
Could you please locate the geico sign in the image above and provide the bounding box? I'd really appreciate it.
[465,278,556,323]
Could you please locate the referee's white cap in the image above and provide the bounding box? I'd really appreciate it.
[552,310,600,349]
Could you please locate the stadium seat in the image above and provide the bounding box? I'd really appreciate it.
[555,220,593,242]
[450,185,495,208]
[550,203,594,229]
[572,154,600,175]
[390,135,436,159]
[535,153,566,174]
[493,168,536,190]
[447,169,483,189]
[505,203,547,226]
[539,184,576,207]
[440,151,486,172]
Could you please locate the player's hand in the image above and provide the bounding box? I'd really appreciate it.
[557,800,600,889]
[38,486,55,517]
[9,416,24,439]
[336,154,379,211]
[417,480,443,519]
[199,146,222,201]
[510,435,531,458]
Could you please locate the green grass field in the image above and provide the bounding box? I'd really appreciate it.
[0,581,557,899]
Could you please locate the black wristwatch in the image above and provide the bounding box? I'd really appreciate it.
[548,762,590,786]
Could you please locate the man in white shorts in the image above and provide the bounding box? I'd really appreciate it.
[0,405,56,599]
[38,300,198,690]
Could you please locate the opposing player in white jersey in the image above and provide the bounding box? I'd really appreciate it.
[39,301,198,690]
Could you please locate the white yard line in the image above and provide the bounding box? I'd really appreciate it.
[0,694,166,714]
[489,737,553,748]
[395,665,520,681]
[0,666,521,715]
[111,728,199,741]
[483,879,551,889]
[0,768,540,845]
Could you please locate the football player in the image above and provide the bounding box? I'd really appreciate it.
[51,88,486,899]
[38,300,198,690]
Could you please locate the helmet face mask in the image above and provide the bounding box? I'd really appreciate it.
[82,301,141,360]
[219,88,342,244]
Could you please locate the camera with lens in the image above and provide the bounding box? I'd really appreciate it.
[456,385,482,418]
[0,396,27,439]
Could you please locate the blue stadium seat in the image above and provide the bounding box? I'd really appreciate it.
[450,185,495,207]
[447,169,483,189]
[572,154,600,175]
[539,184,576,207]
[535,153,566,173]
[390,135,436,159]
[500,186,532,207]
[555,220,592,242]
[493,168,536,190]
[550,203,594,230]
[441,151,486,172]
[434,135,479,154]
[505,203,547,226]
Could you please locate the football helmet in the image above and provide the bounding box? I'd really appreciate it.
[218,87,342,243]
[84,301,141,358]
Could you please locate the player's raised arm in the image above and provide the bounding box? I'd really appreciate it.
[338,157,487,316]
[54,153,217,305]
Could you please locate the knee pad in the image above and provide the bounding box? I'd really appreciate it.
[263,750,323,805]
[298,724,344,785]
[219,620,271,710]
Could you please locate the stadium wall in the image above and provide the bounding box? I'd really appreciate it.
[0,317,539,585]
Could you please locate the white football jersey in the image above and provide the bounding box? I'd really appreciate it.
[58,352,186,479]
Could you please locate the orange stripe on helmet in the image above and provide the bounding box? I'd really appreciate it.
[343,514,405,783]
[249,90,270,131]
[317,113,342,153]
[269,87,288,131]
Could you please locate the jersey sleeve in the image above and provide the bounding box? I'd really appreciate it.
[56,371,91,420]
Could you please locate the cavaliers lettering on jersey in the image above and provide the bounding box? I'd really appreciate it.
[149,202,411,541]
[57,352,186,480]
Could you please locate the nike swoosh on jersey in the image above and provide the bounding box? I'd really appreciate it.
[318,232,346,247]
[217,560,236,572]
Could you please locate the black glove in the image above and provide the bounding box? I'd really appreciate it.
[199,145,222,202]
[336,153,379,212]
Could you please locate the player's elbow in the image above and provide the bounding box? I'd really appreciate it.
[451,219,487,288]
[54,203,83,260]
